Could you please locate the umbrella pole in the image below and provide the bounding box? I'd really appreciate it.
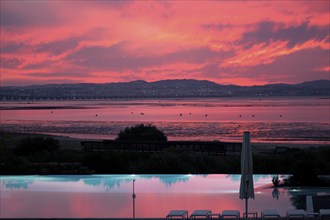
[245,180,249,220]
[245,197,248,220]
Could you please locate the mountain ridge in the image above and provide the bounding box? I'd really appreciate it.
[1,79,329,99]
[1,78,328,88]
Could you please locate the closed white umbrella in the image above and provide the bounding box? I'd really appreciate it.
[239,131,255,219]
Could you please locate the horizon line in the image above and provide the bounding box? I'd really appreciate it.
[1,78,329,88]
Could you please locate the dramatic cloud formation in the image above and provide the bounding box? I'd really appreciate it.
[0,1,329,86]
[239,21,329,49]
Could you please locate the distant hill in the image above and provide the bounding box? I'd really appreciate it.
[296,79,330,88]
[0,79,329,100]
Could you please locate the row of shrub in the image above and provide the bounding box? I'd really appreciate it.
[1,135,330,186]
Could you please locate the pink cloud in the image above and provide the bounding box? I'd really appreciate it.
[1,1,329,86]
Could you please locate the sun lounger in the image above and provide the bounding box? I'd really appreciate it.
[306,196,319,219]
[222,210,240,219]
[167,210,189,220]
[319,210,330,220]
[243,212,258,219]
[286,210,306,220]
[208,213,221,219]
[261,210,281,220]
[190,210,212,219]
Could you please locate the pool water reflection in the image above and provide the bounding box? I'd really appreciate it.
[0,175,329,218]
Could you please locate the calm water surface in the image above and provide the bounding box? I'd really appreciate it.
[2,174,328,218]
[1,97,329,144]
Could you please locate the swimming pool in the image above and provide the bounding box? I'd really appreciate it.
[0,175,329,218]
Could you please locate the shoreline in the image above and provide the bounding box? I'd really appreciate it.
[2,131,329,152]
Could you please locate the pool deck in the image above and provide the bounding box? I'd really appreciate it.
[1,193,329,220]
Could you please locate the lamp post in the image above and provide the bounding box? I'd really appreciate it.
[132,179,136,219]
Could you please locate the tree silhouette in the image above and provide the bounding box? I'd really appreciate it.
[116,124,167,141]
[14,137,60,155]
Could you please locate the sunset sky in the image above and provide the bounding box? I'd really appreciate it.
[1,0,329,86]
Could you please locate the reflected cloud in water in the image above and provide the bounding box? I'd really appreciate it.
[79,174,193,190]
[2,179,33,189]
[0,174,283,192]
[226,174,272,183]
[156,175,192,186]
[0,175,195,191]
[1,174,330,218]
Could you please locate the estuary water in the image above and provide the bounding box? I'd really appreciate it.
[1,96,329,144]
